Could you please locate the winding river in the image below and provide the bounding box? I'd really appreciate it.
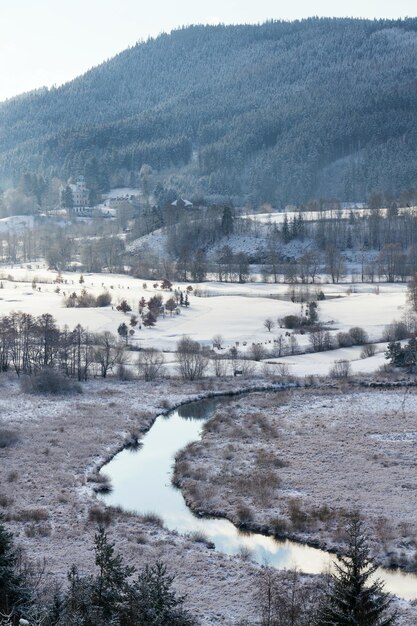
[100,394,417,600]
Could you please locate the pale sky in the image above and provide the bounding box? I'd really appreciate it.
[0,0,415,102]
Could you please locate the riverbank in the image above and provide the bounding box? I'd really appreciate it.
[1,377,417,624]
[175,386,417,574]
[0,376,300,625]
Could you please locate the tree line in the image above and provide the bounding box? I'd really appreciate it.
[1,19,417,205]
[0,313,124,381]
[0,515,398,625]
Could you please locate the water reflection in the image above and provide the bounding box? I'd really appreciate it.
[100,396,417,601]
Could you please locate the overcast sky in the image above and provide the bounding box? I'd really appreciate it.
[0,0,415,102]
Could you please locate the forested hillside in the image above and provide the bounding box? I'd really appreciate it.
[1,18,417,206]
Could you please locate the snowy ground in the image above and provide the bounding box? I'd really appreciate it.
[243,206,417,224]
[0,378,304,626]
[1,379,417,625]
[266,344,388,378]
[0,265,406,350]
[176,387,417,573]
[0,215,36,233]
[0,263,408,378]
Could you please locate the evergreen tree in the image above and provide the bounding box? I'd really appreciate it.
[315,514,396,626]
[92,526,134,619]
[123,561,196,626]
[404,337,417,371]
[143,311,157,327]
[282,215,291,243]
[0,518,29,619]
[221,206,234,236]
[61,185,74,209]
[117,322,129,343]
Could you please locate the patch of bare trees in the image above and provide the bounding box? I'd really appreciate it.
[0,312,126,381]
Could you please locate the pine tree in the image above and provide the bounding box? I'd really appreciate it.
[221,206,234,236]
[123,561,196,626]
[282,214,291,244]
[384,342,404,367]
[143,311,157,327]
[117,322,129,343]
[92,526,134,619]
[315,514,396,626]
[0,519,29,618]
[61,185,74,209]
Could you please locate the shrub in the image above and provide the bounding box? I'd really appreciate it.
[116,299,132,313]
[116,364,135,381]
[96,291,112,307]
[93,482,112,495]
[188,531,210,545]
[14,508,49,522]
[64,289,95,308]
[88,506,112,526]
[329,359,352,379]
[25,523,51,538]
[236,504,254,524]
[288,499,309,531]
[383,321,410,342]
[176,336,208,380]
[76,289,97,307]
[337,332,353,348]
[349,326,368,345]
[137,349,165,381]
[361,344,376,359]
[269,516,289,536]
[0,494,13,507]
[140,512,164,527]
[281,315,301,329]
[0,427,19,448]
[250,343,267,361]
[20,368,82,395]
[309,329,333,352]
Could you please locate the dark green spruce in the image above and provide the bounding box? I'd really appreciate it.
[315,515,397,626]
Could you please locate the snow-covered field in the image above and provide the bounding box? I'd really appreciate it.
[0,215,36,233]
[244,206,417,224]
[0,264,408,377]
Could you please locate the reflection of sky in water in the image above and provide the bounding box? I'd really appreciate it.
[101,398,417,601]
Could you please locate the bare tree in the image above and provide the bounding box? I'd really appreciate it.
[257,566,319,626]
[407,273,417,311]
[264,318,275,332]
[212,334,224,350]
[137,348,165,381]
[211,354,229,378]
[309,329,333,352]
[93,331,125,378]
[176,336,208,381]
[250,343,267,361]
[329,359,351,379]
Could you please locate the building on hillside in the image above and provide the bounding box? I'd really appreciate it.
[70,176,89,207]
[61,176,92,217]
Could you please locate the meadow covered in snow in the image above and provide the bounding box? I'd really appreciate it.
[0,263,408,378]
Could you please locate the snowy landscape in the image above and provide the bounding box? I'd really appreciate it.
[2,8,417,626]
